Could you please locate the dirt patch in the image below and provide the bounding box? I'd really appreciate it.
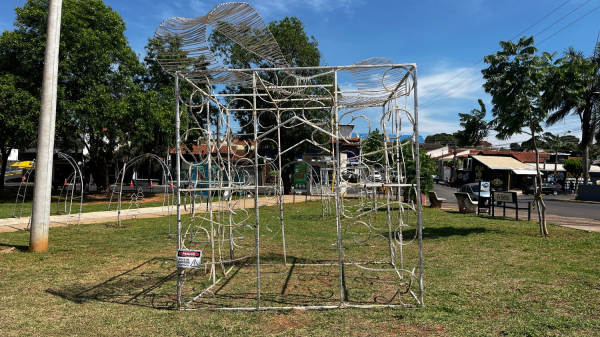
[83,192,167,204]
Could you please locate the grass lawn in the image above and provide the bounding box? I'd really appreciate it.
[0,200,599,336]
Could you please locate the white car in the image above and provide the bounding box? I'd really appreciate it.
[371,170,382,182]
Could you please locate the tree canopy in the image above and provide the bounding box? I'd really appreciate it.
[424,133,457,146]
[482,36,554,236]
[0,74,39,188]
[455,99,489,147]
[544,44,599,184]
[0,0,167,191]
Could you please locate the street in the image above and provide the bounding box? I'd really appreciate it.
[433,183,600,222]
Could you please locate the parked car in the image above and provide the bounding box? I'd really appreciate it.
[457,183,491,205]
[370,170,382,182]
[522,183,562,195]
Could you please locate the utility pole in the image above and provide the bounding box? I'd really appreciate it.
[29,0,63,252]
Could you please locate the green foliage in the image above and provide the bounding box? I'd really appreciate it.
[455,99,489,147]
[563,158,588,180]
[509,142,522,151]
[482,36,554,141]
[402,142,435,197]
[0,74,39,188]
[424,133,457,145]
[544,43,600,184]
[360,128,385,166]
[0,0,171,191]
[482,36,555,235]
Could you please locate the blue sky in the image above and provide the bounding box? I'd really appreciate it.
[1,0,598,147]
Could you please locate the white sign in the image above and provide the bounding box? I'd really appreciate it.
[177,250,202,269]
[494,192,515,203]
[479,181,490,193]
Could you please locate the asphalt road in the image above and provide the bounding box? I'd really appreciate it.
[433,183,600,222]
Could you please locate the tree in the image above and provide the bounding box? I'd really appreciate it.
[509,143,522,151]
[482,36,554,236]
[455,99,489,147]
[424,133,457,145]
[544,44,600,186]
[360,128,385,167]
[208,16,333,193]
[0,74,39,189]
[402,142,435,201]
[1,0,146,191]
[563,158,588,192]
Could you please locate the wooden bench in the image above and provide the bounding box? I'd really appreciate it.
[428,191,447,209]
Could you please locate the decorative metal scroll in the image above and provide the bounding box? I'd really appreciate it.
[156,2,423,311]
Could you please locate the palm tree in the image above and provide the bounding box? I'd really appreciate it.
[544,43,600,185]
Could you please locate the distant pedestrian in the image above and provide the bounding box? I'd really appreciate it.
[569,181,574,194]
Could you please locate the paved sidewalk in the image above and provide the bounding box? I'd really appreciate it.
[441,203,600,233]
[0,194,322,233]
[3,195,599,234]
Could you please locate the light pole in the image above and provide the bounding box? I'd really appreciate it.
[29,0,62,252]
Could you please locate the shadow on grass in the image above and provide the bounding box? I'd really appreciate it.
[46,257,178,310]
[400,226,492,239]
[0,243,29,252]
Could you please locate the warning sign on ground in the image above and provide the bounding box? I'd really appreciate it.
[176,250,202,269]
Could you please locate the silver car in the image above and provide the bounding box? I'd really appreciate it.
[457,183,491,205]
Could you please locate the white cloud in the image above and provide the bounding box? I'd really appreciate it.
[418,65,485,103]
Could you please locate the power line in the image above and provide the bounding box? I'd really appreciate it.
[419,1,594,110]
[536,4,600,47]
[418,0,574,103]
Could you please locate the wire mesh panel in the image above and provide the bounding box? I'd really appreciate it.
[155,1,423,310]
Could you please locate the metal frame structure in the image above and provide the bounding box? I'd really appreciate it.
[155,2,423,310]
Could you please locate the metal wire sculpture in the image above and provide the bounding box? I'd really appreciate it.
[155,1,423,311]
[108,153,175,228]
[13,153,84,227]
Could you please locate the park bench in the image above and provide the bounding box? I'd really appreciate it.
[454,192,477,213]
[428,191,446,209]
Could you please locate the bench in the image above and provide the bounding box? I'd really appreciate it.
[428,191,447,209]
[454,192,477,213]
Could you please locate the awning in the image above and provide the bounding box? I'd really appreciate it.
[512,169,543,175]
[10,161,34,169]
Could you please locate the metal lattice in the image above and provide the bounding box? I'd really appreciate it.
[155,1,423,311]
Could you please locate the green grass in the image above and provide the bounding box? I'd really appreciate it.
[0,200,599,336]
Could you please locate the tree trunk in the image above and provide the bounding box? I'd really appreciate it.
[282,166,292,194]
[530,111,549,237]
[582,146,589,186]
[0,147,10,190]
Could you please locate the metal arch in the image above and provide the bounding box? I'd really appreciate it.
[55,152,84,226]
[108,153,175,229]
[12,160,36,219]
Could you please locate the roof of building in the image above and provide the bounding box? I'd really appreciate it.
[471,155,533,170]
[477,150,551,163]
